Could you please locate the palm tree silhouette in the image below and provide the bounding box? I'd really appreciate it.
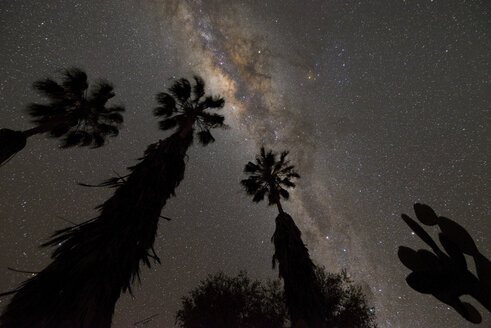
[0,76,225,328]
[0,68,124,165]
[241,147,325,328]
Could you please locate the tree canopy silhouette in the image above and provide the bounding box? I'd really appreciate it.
[316,268,376,328]
[176,271,287,328]
[175,268,376,328]
[0,76,226,328]
[0,68,125,165]
[398,203,491,324]
[241,147,325,328]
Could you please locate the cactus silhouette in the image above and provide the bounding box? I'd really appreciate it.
[398,203,491,324]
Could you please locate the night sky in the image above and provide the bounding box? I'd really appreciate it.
[0,1,489,327]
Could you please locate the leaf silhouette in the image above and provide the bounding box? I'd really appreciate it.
[414,203,438,226]
[438,216,477,256]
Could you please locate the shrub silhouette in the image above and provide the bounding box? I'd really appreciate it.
[176,268,376,328]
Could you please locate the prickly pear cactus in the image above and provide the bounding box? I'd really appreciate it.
[398,203,491,324]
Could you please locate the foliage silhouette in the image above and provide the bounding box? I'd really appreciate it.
[176,271,287,328]
[175,268,376,328]
[0,68,125,165]
[316,268,376,328]
[398,203,491,324]
[0,76,226,328]
[241,148,325,328]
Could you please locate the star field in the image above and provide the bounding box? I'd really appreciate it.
[0,1,489,327]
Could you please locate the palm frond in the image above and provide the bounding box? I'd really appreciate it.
[105,112,124,124]
[280,165,295,173]
[199,112,225,128]
[286,172,300,179]
[192,76,205,101]
[26,103,58,119]
[98,124,119,136]
[279,151,289,162]
[108,105,125,112]
[60,131,86,148]
[280,178,295,188]
[279,188,289,200]
[80,132,93,147]
[92,133,105,148]
[159,118,178,131]
[169,78,191,103]
[197,130,215,145]
[154,92,177,116]
[260,147,267,160]
[240,178,256,192]
[89,81,115,106]
[32,78,65,100]
[153,106,173,118]
[62,68,88,95]
[49,124,70,138]
[253,187,268,203]
[202,95,225,109]
[264,151,276,167]
[244,162,260,173]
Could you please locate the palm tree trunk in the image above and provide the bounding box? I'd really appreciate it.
[272,212,326,328]
[0,129,27,165]
[22,119,71,137]
[275,199,284,214]
[0,130,194,328]
[1,118,74,166]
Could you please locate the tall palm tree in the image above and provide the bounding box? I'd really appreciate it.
[0,68,125,165]
[0,76,225,328]
[241,147,325,328]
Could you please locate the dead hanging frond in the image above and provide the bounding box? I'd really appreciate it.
[78,171,129,188]
[0,288,21,297]
[148,246,161,264]
[55,216,78,226]
[7,267,40,275]
[133,313,159,327]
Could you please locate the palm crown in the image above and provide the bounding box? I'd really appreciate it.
[241,147,300,206]
[27,68,125,148]
[153,76,225,145]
